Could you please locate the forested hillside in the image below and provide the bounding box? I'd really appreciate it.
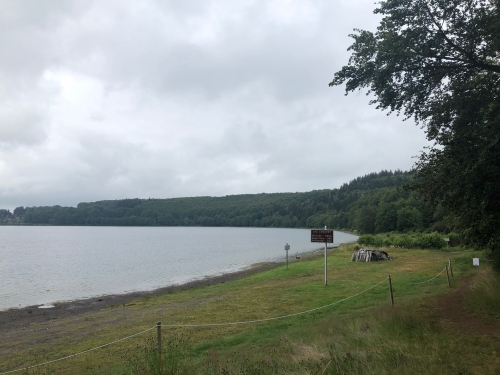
[1,170,454,234]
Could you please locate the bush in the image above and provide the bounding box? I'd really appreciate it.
[391,234,414,248]
[358,234,375,246]
[359,232,445,249]
[415,232,445,249]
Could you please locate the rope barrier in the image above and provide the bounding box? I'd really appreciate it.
[0,327,155,375]
[1,278,388,374]
[408,267,447,285]
[2,251,483,374]
[160,278,388,328]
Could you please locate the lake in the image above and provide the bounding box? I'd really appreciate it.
[0,226,357,311]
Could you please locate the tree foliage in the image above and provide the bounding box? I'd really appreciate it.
[2,170,457,235]
[331,0,500,257]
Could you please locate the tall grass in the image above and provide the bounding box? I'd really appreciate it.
[466,266,500,318]
[119,334,189,375]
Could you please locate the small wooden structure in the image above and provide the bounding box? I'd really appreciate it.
[351,248,393,262]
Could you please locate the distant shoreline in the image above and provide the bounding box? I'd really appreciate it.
[0,224,354,231]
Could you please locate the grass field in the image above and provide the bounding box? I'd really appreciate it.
[1,244,499,374]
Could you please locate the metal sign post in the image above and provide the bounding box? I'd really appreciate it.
[311,227,334,286]
[324,226,327,286]
[284,243,290,270]
[324,241,327,286]
[445,238,450,248]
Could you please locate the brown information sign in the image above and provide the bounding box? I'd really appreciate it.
[311,230,334,243]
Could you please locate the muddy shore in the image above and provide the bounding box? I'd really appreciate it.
[0,262,279,332]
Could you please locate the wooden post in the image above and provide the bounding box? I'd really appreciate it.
[157,321,162,357]
[448,259,453,277]
[388,275,394,306]
[445,266,451,287]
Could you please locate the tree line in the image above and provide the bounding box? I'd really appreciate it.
[0,170,456,234]
[331,0,499,260]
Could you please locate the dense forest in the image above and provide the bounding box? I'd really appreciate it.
[0,170,455,234]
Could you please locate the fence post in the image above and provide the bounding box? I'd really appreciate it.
[448,259,453,277]
[445,266,451,287]
[157,321,162,357]
[388,275,394,306]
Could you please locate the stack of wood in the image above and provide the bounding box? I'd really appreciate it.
[351,248,393,262]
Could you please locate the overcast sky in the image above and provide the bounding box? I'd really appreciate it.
[0,0,429,210]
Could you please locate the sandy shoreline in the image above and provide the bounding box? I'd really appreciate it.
[0,262,280,332]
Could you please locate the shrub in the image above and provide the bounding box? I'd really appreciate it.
[358,234,375,246]
[413,233,445,249]
[391,234,414,248]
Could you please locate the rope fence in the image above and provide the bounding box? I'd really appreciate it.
[408,267,447,284]
[0,277,389,375]
[0,327,155,375]
[0,256,477,374]
[159,278,388,328]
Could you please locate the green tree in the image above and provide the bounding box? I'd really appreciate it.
[331,0,500,258]
[354,206,377,234]
[13,206,26,217]
[397,206,423,231]
[375,202,398,232]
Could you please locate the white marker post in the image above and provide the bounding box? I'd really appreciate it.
[284,243,290,270]
[445,238,450,248]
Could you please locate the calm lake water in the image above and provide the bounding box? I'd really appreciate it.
[0,226,357,311]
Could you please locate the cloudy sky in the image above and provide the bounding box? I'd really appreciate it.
[0,0,429,210]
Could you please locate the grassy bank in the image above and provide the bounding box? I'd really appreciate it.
[1,244,499,374]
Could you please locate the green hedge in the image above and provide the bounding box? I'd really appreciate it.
[357,232,449,249]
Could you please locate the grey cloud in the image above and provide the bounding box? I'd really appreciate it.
[198,123,271,159]
[0,99,47,148]
[0,0,89,150]
[59,0,374,102]
[0,0,89,80]
[0,0,430,210]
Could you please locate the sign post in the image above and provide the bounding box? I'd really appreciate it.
[445,238,450,248]
[311,227,334,286]
[284,243,290,270]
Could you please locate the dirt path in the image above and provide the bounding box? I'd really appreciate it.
[431,276,500,339]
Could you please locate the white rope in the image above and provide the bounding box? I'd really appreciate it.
[0,327,155,375]
[1,278,388,374]
[408,267,447,285]
[161,278,388,328]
